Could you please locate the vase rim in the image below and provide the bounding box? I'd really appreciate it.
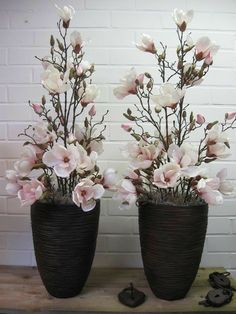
[138,200,208,210]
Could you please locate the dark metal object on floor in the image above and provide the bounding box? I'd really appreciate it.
[199,288,233,307]
[199,271,235,307]
[209,272,236,291]
[118,282,146,307]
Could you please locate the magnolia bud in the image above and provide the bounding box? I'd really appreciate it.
[121,124,132,132]
[196,114,205,125]
[225,112,236,120]
[50,35,55,47]
[88,105,96,116]
[42,95,46,105]
[32,103,43,114]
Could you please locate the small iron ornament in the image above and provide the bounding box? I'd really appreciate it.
[199,271,235,307]
[199,288,233,307]
[209,272,236,291]
[118,283,146,308]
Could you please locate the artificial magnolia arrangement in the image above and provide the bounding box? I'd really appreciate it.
[5,5,116,211]
[114,8,236,208]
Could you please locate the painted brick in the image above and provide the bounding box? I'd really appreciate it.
[86,0,135,10]
[0,30,34,47]
[6,232,33,250]
[0,67,32,84]
[0,197,7,214]
[0,249,31,266]
[7,197,30,215]
[200,253,232,268]
[207,218,232,234]
[0,124,7,140]
[207,236,236,252]
[111,11,163,28]
[0,215,31,232]
[0,12,9,29]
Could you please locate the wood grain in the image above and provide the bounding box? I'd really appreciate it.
[0,266,235,313]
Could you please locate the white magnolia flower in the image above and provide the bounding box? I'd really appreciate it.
[41,64,70,94]
[55,4,75,24]
[172,9,194,32]
[73,178,104,211]
[41,55,51,70]
[151,83,185,110]
[136,34,157,54]
[79,84,100,106]
[5,170,22,195]
[195,36,220,65]
[77,60,92,76]
[103,168,118,189]
[217,169,234,195]
[70,31,83,54]
[113,68,144,100]
[43,143,79,177]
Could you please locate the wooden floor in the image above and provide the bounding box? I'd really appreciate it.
[0,266,235,313]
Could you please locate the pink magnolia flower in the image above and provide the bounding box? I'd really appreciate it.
[18,179,45,206]
[88,105,96,116]
[14,144,42,177]
[115,179,137,209]
[216,169,234,195]
[136,34,157,54]
[33,121,56,144]
[5,170,22,195]
[70,31,83,54]
[151,83,185,110]
[195,37,220,65]
[121,124,132,132]
[196,178,223,205]
[74,124,104,155]
[76,145,97,173]
[72,178,104,211]
[172,8,194,32]
[43,143,79,177]
[196,114,205,125]
[167,143,198,168]
[32,103,43,114]
[103,168,118,189]
[153,162,180,189]
[225,112,236,120]
[127,169,139,180]
[79,84,100,107]
[206,125,230,159]
[123,141,163,169]
[113,68,144,100]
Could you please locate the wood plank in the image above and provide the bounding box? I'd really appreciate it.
[0,266,235,313]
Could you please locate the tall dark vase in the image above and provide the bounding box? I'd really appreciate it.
[31,200,100,298]
[138,202,208,300]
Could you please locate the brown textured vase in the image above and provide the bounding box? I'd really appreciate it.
[31,200,100,298]
[138,201,208,300]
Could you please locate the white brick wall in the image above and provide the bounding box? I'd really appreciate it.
[0,0,236,277]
